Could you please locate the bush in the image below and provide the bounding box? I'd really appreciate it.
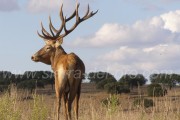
[101,95,120,113]
[104,83,117,94]
[133,98,154,108]
[117,86,130,94]
[0,85,8,92]
[104,83,130,94]
[96,78,116,89]
[17,80,44,93]
[147,84,167,97]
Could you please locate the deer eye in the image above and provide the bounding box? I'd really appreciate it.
[46,47,51,51]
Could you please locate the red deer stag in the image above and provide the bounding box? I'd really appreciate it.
[31,3,97,120]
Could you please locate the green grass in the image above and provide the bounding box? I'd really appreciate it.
[0,92,49,120]
[29,95,48,120]
[0,93,21,120]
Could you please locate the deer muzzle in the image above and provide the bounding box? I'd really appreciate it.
[31,55,39,62]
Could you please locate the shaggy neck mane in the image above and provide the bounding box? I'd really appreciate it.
[50,46,67,71]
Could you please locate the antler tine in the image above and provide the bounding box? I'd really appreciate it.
[82,4,90,20]
[81,4,98,21]
[49,20,55,37]
[60,4,80,37]
[37,5,65,40]
[75,3,80,21]
[60,3,98,38]
[83,10,98,20]
[54,4,65,38]
[37,22,54,39]
[37,3,98,40]
[62,3,80,35]
[47,4,65,39]
[49,16,58,35]
[41,22,52,37]
[37,30,53,40]
[65,8,76,22]
[37,31,46,39]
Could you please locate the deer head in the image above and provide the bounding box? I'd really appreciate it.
[31,4,98,65]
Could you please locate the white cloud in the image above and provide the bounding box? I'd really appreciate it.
[72,10,180,78]
[0,0,19,12]
[161,10,180,32]
[73,24,131,47]
[72,10,180,48]
[89,43,180,78]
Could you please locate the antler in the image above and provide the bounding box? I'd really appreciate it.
[37,4,98,40]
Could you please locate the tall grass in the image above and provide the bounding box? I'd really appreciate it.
[29,95,48,120]
[78,91,180,120]
[0,93,21,120]
[0,86,179,120]
[0,90,49,120]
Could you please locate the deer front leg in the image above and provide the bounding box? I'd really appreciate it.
[55,72,63,120]
[55,82,61,120]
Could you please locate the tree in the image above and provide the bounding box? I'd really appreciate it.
[0,71,55,92]
[104,82,130,94]
[147,84,167,97]
[88,71,116,83]
[41,71,54,90]
[150,73,180,90]
[0,71,13,85]
[96,77,117,89]
[23,71,54,89]
[0,71,14,92]
[119,74,147,90]
[17,80,44,93]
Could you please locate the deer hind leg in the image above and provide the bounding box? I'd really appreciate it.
[67,99,73,120]
[67,86,78,120]
[74,84,81,120]
[63,93,68,120]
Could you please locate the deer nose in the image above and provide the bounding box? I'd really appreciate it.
[31,56,35,60]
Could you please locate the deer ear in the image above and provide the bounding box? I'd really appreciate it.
[55,38,63,48]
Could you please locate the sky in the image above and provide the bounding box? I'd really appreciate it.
[0,0,180,81]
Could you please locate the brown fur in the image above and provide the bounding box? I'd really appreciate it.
[32,40,85,120]
[32,4,97,120]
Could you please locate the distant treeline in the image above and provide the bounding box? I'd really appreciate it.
[0,71,54,93]
[1,71,180,94]
[87,72,180,94]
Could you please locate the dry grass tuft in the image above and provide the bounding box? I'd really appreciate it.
[0,84,179,120]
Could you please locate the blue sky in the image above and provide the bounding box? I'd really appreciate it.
[0,0,180,80]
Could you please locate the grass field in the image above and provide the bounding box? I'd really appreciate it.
[0,83,179,120]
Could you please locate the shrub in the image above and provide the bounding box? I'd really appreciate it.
[17,80,44,93]
[117,86,130,94]
[96,78,116,89]
[133,98,154,108]
[104,83,117,94]
[104,83,130,94]
[0,85,8,92]
[101,95,120,113]
[147,84,167,97]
